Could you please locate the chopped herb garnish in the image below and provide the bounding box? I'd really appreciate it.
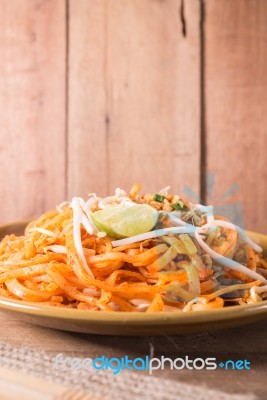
[154,194,165,202]
[171,200,184,210]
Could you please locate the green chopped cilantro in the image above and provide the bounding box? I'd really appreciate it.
[154,194,165,202]
[171,200,184,210]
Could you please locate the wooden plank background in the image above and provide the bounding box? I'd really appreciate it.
[68,0,200,197]
[0,0,266,233]
[205,0,267,233]
[0,0,66,222]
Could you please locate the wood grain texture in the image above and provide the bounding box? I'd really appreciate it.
[0,310,267,397]
[0,0,66,223]
[205,0,267,232]
[68,0,108,198]
[1,0,266,232]
[68,0,201,199]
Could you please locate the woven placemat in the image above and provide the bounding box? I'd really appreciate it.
[0,342,257,400]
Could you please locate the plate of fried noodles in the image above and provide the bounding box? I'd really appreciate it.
[0,184,267,335]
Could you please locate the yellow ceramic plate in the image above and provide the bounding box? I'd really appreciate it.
[0,222,267,336]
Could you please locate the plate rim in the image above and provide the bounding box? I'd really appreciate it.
[1,296,267,325]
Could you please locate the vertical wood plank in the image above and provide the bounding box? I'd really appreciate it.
[68,0,201,198]
[0,0,66,223]
[68,0,107,197]
[205,0,267,232]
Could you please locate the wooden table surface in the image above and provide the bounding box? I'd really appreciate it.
[0,310,266,399]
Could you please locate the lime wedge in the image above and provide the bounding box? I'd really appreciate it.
[91,204,159,239]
